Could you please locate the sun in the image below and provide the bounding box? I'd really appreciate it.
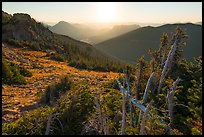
[96,2,118,23]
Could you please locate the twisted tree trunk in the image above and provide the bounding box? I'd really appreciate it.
[45,114,53,135]
[116,78,147,135]
[103,115,108,135]
[121,91,127,135]
[138,72,155,126]
[157,36,178,95]
[123,68,133,127]
[116,78,146,112]
[167,77,181,126]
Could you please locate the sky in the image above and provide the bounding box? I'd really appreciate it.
[2,2,202,26]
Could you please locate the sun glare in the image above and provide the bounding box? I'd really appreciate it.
[96,2,118,23]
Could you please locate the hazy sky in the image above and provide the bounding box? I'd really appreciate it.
[2,2,202,25]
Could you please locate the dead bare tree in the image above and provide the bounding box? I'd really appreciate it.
[157,35,179,95]
[103,114,109,135]
[167,77,181,127]
[157,27,187,95]
[121,87,127,135]
[137,72,155,126]
[45,114,52,135]
[134,59,144,126]
[140,100,154,135]
[116,78,148,135]
[81,120,99,135]
[116,78,147,112]
[123,68,133,127]
[114,27,187,135]
[116,77,167,135]
[45,112,63,135]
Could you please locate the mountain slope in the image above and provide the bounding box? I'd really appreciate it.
[94,23,202,64]
[2,11,123,72]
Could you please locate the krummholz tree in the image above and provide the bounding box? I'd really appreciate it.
[115,27,188,135]
[159,33,169,67]
[157,27,187,95]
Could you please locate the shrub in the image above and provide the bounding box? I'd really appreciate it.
[19,65,32,77]
[40,76,73,105]
[53,82,95,135]
[2,58,13,84]
[4,39,24,48]
[2,106,54,135]
[49,52,66,62]
[2,58,27,85]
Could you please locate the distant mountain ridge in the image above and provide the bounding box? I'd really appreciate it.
[49,21,97,40]
[195,22,202,25]
[88,24,140,44]
[49,21,140,44]
[95,23,202,64]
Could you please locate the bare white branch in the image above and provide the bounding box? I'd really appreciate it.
[142,72,155,104]
[121,92,127,135]
[116,78,146,112]
[167,77,181,123]
[138,72,155,126]
[123,68,133,127]
[157,36,178,95]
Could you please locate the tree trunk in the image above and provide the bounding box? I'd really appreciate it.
[157,36,178,95]
[138,72,155,126]
[167,77,181,126]
[123,68,133,127]
[121,92,127,135]
[140,100,153,135]
[45,114,53,135]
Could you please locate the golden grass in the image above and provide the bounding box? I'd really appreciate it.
[2,46,120,123]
